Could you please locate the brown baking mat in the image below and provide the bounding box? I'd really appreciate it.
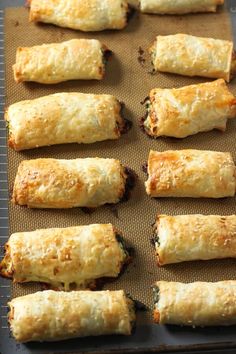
[4,3,236,345]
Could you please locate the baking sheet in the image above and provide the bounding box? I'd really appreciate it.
[2,3,236,353]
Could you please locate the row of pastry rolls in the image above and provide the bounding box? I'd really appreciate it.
[27,0,224,33]
[2,214,236,286]
[7,280,236,342]
[11,148,235,210]
[5,79,236,151]
[12,34,236,84]
[3,213,236,290]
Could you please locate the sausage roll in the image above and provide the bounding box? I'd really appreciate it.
[8,289,136,342]
[5,93,129,151]
[145,150,236,198]
[153,281,236,326]
[12,158,133,208]
[28,0,129,32]
[149,34,236,82]
[141,0,224,14]
[153,215,236,265]
[142,79,236,138]
[13,39,110,84]
[0,224,129,290]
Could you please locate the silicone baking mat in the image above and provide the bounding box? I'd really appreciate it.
[1,2,236,353]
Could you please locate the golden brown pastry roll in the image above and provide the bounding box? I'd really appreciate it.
[5,93,129,151]
[0,224,129,290]
[142,79,236,138]
[28,0,129,32]
[13,39,110,84]
[153,215,236,265]
[145,150,236,198]
[12,158,133,208]
[150,34,236,82]
[141,0,224,14]
[8,289,136,342]
[153,281,236,326]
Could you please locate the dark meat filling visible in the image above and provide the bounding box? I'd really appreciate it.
[121,167,136,202]
[230,50,236,80]
[153,285,160,305]
[102,48,113,65]
[152,222,160,247]
[118,102,133,134]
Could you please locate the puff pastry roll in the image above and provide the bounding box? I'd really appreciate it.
[145,150,236,198]
[150,34,236,82]
[153,281,236,326]
[13,39,110,84]
[28,0,129,32]
[6,93,128,151]
[0,224,129,290]
[141,0,224,14]
[143,79,236,138]
[153,215,236,265]
[12,158,133,208]
[8,289,136,342]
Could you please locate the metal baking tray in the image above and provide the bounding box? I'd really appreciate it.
[1,1,236,353]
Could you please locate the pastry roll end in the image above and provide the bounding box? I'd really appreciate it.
[0,244,13,279]
[153,284,160,323]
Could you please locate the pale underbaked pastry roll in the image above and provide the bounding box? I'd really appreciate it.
[0,224,129,290]
[153,281,236,326]
[12,158,134,208]
[142,79,236,138]
[145,150,236,198]
[153,215,236,265]
[149,34,236,82]
[13,39,110,84]
[8,290,136,342]
[5,93,129,151]
[141,0,224,14]
[28,0,129,32]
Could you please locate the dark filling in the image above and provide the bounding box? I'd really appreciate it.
[231,50,236,79]
[151,223,160,247]
[121,167,136,202]
[139,98,156,139]
[115,233,130,262]
[142,162,148,174]
[119,102,133,134]
[140,96,149,105]
[126,5,135,23]
[102,48,113,64]
[153,286,160,305]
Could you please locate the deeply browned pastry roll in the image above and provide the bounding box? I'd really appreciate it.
[141,0,224,14]
[5,93,128,151]
[153,281,236,326]
[8,290,136,342]
[13,39,110,84]
[12,158,133,208]
[153,214,236,265]
[0,224,129,290]
[28,0,129,31]
[149,34,236,82]
[142,79,236,138]
[145,150,236,198]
